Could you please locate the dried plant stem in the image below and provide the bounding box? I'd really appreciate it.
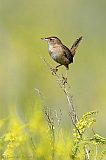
[41,57,78,125]
[44,107,55,160]
[84,145,90,160]
[42,57,90,160]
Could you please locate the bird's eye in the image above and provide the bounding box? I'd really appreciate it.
[49,38,52,41]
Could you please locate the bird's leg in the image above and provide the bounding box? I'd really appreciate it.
[51,64,62,75]
[56,64,62,69]
[66,69,68,80]
[62,69,68,85]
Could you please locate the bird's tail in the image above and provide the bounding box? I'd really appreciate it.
[70,36,83,57]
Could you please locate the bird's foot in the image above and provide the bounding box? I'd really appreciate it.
[51,68,58,75]
[62,76,67,85]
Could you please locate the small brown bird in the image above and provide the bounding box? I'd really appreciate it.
[41,36,82,81]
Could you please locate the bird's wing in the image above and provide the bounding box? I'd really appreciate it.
[62,45,73,63]
[70,36,82,57]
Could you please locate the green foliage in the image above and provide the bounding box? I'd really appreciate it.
[0,106,105,160]
[72,111,106,159]
[73,111,97,143]
[0,0,106,159]
[90,133,106,145]
[0,106,72,160]
[99,148,106,160]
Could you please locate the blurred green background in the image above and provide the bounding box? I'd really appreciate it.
[0,0,106,134]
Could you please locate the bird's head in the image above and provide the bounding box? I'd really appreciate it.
[41,36,62,46]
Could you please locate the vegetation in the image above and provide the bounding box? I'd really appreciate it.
[0,0,106,159]
[0,63,106,160]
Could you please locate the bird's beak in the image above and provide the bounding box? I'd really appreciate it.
[41,38,48,41]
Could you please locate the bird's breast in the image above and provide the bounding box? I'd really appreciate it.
[51,52,59,61]
[49,45,62,61]
[48,44,70,65]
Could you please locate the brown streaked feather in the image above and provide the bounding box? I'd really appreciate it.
[62,45,73,63]
[70,36,82,56]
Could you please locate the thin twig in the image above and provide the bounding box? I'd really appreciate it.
[42,57,90,160]
[84,145,90,160]
[55,109,62,128]
[41,57,78,125]
[43,107,55,160]
[30,136,36,152]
